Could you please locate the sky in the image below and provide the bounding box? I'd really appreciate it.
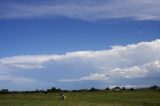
[0,0,160,90]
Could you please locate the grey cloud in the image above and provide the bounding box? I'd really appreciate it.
[0,0,160,21]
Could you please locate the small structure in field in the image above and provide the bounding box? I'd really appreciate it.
[58,93,67,100]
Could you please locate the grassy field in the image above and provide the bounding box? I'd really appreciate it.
[0,90,160,106]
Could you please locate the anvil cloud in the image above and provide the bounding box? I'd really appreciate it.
[0,39,160,89]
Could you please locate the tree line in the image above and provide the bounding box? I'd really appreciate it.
[0,85,159,94]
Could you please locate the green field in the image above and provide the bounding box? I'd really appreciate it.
[0,91,160,106]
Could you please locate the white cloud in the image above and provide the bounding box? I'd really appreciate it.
[1,39,160,85]
[0,0,160,21]
[59,60,160,82]
[1,39,160,70]
[58,73,108,82]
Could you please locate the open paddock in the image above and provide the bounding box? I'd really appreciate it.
[0,90,160,106]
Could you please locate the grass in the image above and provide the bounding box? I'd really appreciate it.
[0,90,160,106]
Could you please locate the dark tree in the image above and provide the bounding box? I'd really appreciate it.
[0,89,9,94]
[130,88,134,91]
[105,87,110,91]
[89,87,98,92]
[149,85,158,90]
[122,87,126,90]
[113,87,121,90]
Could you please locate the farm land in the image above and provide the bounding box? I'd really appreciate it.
[0,89,160,106]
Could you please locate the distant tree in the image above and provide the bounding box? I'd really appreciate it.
[47,87,58,92]
[122,87,126,90]
[56,88,62,92]
[149,85,158,90]
[72,90,78,92]
[113,87,121,90]
[0,89,9,94]
[105,87,110,91]
[36,89,40,93]
[89,87,98,92]
[51,87,57,91]
[130,88,134,91]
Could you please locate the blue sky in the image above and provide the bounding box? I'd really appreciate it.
[0,0,160,90]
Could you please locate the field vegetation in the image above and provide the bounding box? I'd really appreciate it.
[0,86,160,106]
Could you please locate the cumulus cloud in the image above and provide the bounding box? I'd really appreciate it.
[0,0,160,21]
[58,73,109,82]
[59,60,160,82]
[2,39,160,70]
[0,39,160,87]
